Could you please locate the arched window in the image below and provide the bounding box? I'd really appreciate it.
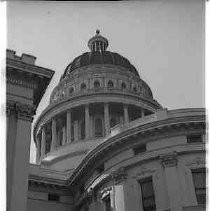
[80,120,85,140]
[61,91,65,98]
[121,82,126,89]
[108,80,114,88]
[69,87,74,94]
[94,81,100,88]
[133,87,137,92]
[140,86,142,93]
[110,118,117,128]
[81,83,86,90]
[95,118,103,137]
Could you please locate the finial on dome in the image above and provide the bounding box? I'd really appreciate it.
[88,30,109,52]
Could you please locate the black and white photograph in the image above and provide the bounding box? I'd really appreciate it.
[4,1,207,211]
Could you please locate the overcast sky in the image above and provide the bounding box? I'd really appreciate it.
[7,0,205,163]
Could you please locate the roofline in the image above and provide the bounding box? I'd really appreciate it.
[67,108,205,187]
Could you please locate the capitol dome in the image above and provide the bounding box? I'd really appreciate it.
[60,30,139,79]
[34,31,162,170]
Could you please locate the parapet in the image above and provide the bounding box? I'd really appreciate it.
[7,49,37,65]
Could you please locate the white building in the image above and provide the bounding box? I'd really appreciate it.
[7,31,206,211]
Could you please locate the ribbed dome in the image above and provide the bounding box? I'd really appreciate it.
[61,51,139,81]
[60,30,140,81]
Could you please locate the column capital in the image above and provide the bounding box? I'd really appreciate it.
[6,101,36,121]
[160,151,178,168]
[123,104,128,108]
[99,187,112,200]
[111,167,127,184]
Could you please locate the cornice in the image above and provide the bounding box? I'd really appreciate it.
[50,87,156,106]
[7,58,54,78]
[67,114,205,187]
[28,173,68,186]
[28,179,69,192]
[7,58,55,108]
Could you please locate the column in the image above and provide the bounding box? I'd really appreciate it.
[62,126,66,145]
[141,108,145,118]
[7,111,18,211]
[36,135,41,164]
[50,117,57,151]
[85,104,90,139]
[66,109,72,143]
[41,126,46,157]
[104,103,110,136]
[10,113,33,211]
[74,120,79,141]
[160,152,182,211]
[111,168,127,211]
[123,104,129,124]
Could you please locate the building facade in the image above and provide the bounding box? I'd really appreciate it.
[7,31,206,211]
[6,49,54,211]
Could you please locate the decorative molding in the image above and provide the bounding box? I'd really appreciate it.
[133,166,156,179]
[68,118,205,186]
[28,179,69,192]
[7,76,37,89]
[7,58,54,79]
[86,188,94,204]
[160,151,178,168]
[6,100,36,121]
[186,156,205,168]
[99,186,112,200]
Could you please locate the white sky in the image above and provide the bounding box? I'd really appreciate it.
[7,0,205,163]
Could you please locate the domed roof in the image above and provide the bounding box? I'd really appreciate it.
[61,30,139,81]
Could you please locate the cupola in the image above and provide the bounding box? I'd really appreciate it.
[87,30,109,52]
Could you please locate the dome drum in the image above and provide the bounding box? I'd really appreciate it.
[35,100,156,165]
[50,65,154,105]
